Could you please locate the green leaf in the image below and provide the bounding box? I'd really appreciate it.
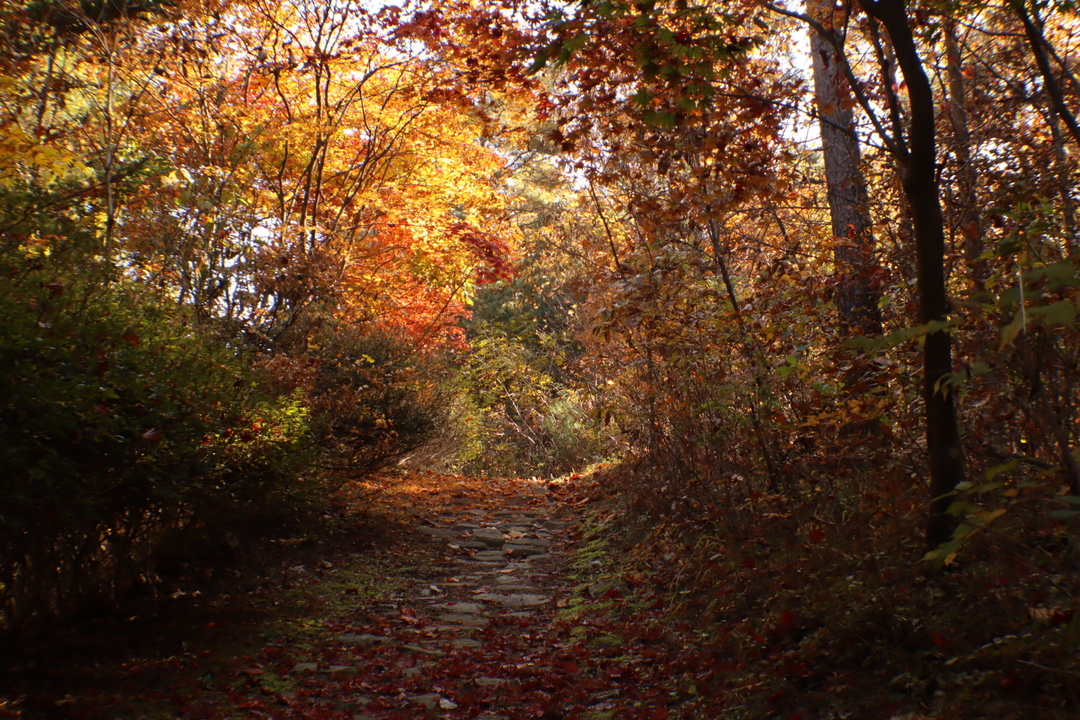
[641,110,678,129]
[986,459,1020,482]
[564,32,589,55]
[946,500,974,516]
[999,313,1025,349]
[1028,300,1077,328]
[1023,260,1080,289]
[996,285,1021,309]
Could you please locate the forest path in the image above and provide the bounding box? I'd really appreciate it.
[306,472,588,720]
[6,472,663,720]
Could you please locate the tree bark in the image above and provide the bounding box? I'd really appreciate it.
[807,0,883,337]
[861,0,967,549]
[1012,0,1080,147]
[943,20,986,289]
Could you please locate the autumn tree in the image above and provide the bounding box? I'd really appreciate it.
[806,0,882,337]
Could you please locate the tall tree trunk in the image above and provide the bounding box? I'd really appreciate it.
[943,19,986,289]
[861,0,967,549]
[807,0,883,337]
[1046,99,1079,252]
[1011,0,1080,146]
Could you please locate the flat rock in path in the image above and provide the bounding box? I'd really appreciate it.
[473,592,549,607]
[525,553,552,562]
[507,537,550,547]
[407,694,443,710]
[504,543,546,557]
[494,575,521,584]
[337,633,391,647]
[431,602,486,614]
[473,550,507,561]
[543,519,573,529]
[475,677,508,687]
[416,526,459,538]
[321,665,356,674]
[471,528,506,547]
[402,643,447,658]
[451,637,482,649]
[292,662,319,673]
[437,613,489,627]
[454,541,489,550]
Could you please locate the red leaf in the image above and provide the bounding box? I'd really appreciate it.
[741,556,756,570]
[807,527,826,544]
[399,606,422,625]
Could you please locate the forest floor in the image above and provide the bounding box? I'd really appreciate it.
[0,471,709,720]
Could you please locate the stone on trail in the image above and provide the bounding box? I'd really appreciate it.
[407,694,443,710]
[402,643,447,658]
[337,633,391,647]
[416,526,459,538]
[471,527,506,547]
[504,543,546,557]
[322,665,356,674]
[292,662,319,673]
[475,677,508,687]
[508,537,550,547]
[473,592,549,607]
[525,553,552,562]
[437,613,489,627]
[432,602,486,614]
[451,637,482,649]
[473,550,507,561]
[455,541,489,550]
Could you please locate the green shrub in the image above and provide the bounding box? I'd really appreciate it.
[302,322,448,482]
[0,229,312,633]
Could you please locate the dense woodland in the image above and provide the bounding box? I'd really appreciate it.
[3,0,1080,716]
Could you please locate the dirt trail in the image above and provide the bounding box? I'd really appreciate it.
[3,472,633,720]
[312,473,585,719]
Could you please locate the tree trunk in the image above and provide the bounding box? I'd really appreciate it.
[861,0,967,550]
[943,20,986,289]
[807,0,883,337]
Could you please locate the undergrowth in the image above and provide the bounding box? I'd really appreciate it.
[565,465,1080,720]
